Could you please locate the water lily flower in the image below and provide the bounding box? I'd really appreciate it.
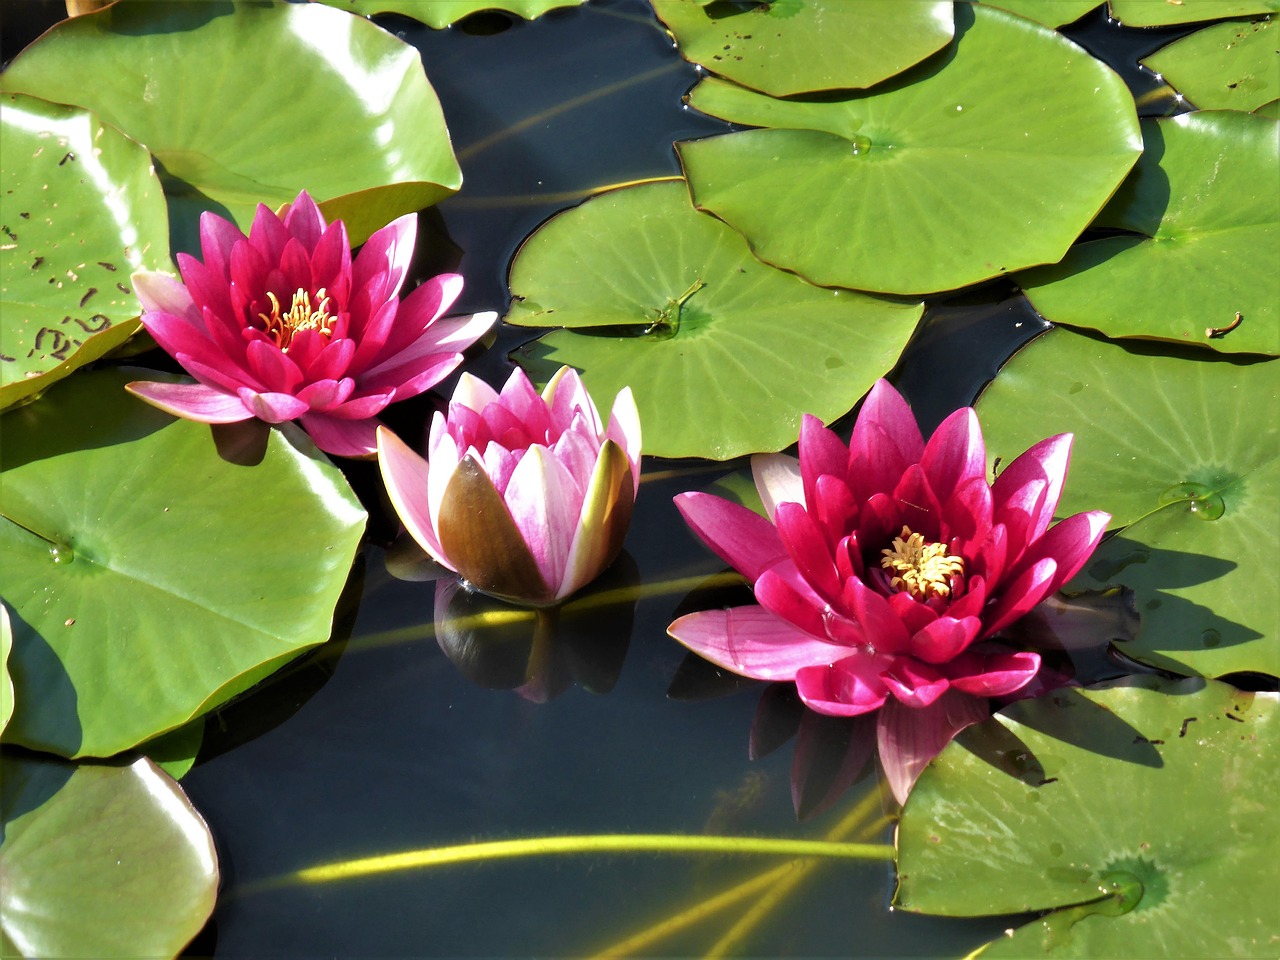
[377,366,641,606]
[126,191,495,457]
[668,380,1109,802]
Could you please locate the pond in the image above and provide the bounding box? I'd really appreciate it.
[1,1,1276,958]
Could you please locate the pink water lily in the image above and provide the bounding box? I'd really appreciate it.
[669,380,1109,802]
[377,366,641,606]
[126,191,495,457]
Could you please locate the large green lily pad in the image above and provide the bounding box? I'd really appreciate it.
[896,677,1277,958]
[1019,112,1278,356]
[977,327,1278,678]
[0,368,367,757]
[1109,0,1278,27]
[506,181,923,459]
[977,0,1100,27]
[0,94,169,411]
[319,0,587,29]
[652,0,954,96]
[1143,18,1279,113]
[0,753,217,959]
[678,4,1141,295]
[0,0,460,252]
[0,608,12,738]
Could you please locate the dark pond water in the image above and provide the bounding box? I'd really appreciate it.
[3,1,1195,955]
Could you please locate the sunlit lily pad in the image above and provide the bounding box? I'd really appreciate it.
[319,0,587,29]
[1019,112,1278,356]
[652,0,953,96]
[678,3,1141,294]
[1257,98,1280,117]
[977,0,1100,27]
[1109,0,1278,27]
[0,753,217,959]
[1143,18,1278,113]
[0,368,367,757]
[0,607,12,737]
[506,181,922,459]
[896,677,1277,958]
[0,94,168,410]
[0,0,460,252]
[977,326,1278,677]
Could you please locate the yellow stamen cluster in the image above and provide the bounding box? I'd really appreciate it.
[880,526,964,601]
[258,287,333,352]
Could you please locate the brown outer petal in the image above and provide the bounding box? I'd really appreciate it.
[437,455,550,604]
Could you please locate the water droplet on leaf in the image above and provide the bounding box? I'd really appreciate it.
[1159,482,1225,520]
[49,544,74,564]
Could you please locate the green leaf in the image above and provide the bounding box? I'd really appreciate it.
[318,0,588,29]
[0,94,169,411]
[0,0,460,252]
[0,607,12,738]
[896,677,1277,958]
[976,0,1100,28]
[0,752,217,959]
[976,326,1278,677]
[1019,112,1279,356]
[1143,18,1279,113]
[1256,97,1280,117]
[0,368,367,758]
[679,4,1142,295]
[652,0,954,96]
[1109,0,1279,27]
[506,181,922,459]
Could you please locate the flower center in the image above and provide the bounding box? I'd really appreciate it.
[879,526,964,601]
[258,287,333,352]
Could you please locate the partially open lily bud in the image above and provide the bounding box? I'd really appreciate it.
[377,366,641,606]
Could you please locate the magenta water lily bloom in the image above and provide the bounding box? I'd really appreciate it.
[669,380,1109,802]
[126,191,496,457]
[377,366,641,606]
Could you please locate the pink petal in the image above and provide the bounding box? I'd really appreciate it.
[248,201,291,265]
[799,414,850,511]
[236,388,309,423]
[377,425,450,564]
[752,452,804,520]
[197,210,246,278]
[296,378,355,412]
[775,501,841,604]
[908,616,983,665]
[667,606,840,681]
[946,650,1041,697]
[503,445,581,593]
[674,492,787,582]
[245,339,304,394]
[813,474,858,549]
[992,433,1073,542]
[983,557,1058,637]
[351,212,416,313]
[281,190,327,250]
[1019,510,1112,593]
[300,413,379,458]
[942,475,993,546]
[795,654,891,717]
[890,463,943,540]
[132,270,198,321]
[846,578,910,654]
[605,386,643,497]
[920,407,986,503]
[877,690,990,805]
[756,565,829,639]
[126,380,251,423]
[849,380,923,500]
[879,657,949,708]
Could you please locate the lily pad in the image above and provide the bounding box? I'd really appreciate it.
[319,0,587,29]
[1256,98,1280,117]
[1109,0,1278,27]
[0,94,169,410]
[506,181,923,459]
[977,0,1100,28]
[0,753,217,959]
[0,607,12,737]
[0,0,460,252]
[0,368,367,757]
[652,0,954,96]
[896,676,1277,958]
[678,3,1142,295]
[976,326,1278,678]
[1143,18,1279,113]
[1019,112,1278,356]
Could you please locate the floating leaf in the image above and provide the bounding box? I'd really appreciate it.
[976,0,1100,28]
[0,753,217,959]
[678,3,1142,295]
[0,0,460,252]
[0,94,168,410]
[319,0,588,29]
[1019,112,1278,356]
[0,368,367,757]
[507,181,922,459]
[1256,98,1280,117]
[977,326,1278,677]
[0,608,12,738]
[1143,18,1279,113]
[1109,0,1278,27]
[652,0,954,96]
[896,677,1277,958]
